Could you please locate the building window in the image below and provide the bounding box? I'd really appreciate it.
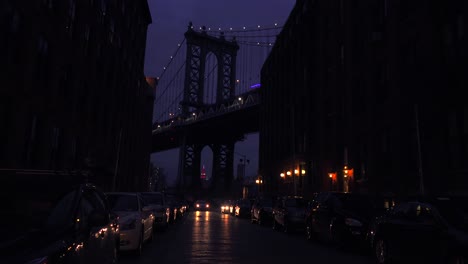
[38,36,48,54]
[340,45,345,65]
[448,111,457,137]
[109,20,115,44]
[100,0,107,15]
[84,25,90,55]
[340,0,344,25]
[42,0,53,9]
[67,0,76,37]
[37,35,49,89]
[382,133,390,153]
[384,0,388,17]
[458,15,464,39]
[10,12,20,32]
[25,115,37,165]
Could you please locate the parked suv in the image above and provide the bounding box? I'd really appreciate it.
[272,196,308,233]
[0,169,119,264]
[368,196,468,264]
[251,197,274,225]
[305,192,386,249]
[139,192,171,230]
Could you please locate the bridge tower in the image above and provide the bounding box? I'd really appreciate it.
[178,22,239,197]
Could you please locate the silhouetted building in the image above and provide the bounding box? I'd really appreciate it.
[1,0,154,191]
[260,0,468,197]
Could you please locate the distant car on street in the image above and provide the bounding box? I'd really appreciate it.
[220,200,234,214]
[194,200,210,211]
[235,199,252,218]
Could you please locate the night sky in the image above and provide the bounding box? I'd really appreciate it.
[144,0,296,185]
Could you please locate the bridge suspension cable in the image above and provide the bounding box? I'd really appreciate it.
[153,24,282,125]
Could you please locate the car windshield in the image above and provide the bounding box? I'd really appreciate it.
[107,194,138,211]
[140,193,163,205]
[1,183,77,243]
[432,198,468,231]
[335,194,378,217]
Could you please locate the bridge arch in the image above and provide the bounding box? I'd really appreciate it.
[181,22,239,116]
[203,52,218,105]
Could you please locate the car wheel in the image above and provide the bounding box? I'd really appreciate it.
[375,238,392,264]
[330,226,342,248]
[134,231,144,257]
[111,244,118,264]
[148,227,154,243]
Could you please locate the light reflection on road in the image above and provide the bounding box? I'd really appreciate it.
[190,210,234,263]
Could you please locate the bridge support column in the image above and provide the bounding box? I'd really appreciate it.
[211,142,235,197]
[177,138,202,195]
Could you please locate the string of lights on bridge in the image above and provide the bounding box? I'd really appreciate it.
[153,22,283,123]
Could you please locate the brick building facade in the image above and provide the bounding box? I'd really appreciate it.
[260,0,468,197]
[1,0,154,191]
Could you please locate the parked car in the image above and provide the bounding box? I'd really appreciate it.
[166,196,182,221]
[194,200,211,211]
[368,196,468,264]
[106,192,154,256]
[235,199,252,218]
[251,197,274,225]
[0,169,119,264]
[173,199,187,218]
[229,200,236,215]
[272,196,308,233]
[220,200,234,214]
[305,192,389,249]
[139,192,171,230]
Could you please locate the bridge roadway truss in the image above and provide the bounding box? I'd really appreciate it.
[152,23,259,196]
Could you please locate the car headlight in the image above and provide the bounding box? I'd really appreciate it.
[121,219,137,230]
[345,218,363,227]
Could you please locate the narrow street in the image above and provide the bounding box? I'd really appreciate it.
[119,209,374,264]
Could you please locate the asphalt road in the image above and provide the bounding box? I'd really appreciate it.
[119,208,375,264]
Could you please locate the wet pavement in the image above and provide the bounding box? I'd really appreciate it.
[119,209,374,264]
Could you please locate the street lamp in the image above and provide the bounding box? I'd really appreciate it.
[255,176,263,196]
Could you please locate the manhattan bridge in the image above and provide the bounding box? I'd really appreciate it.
[151,22,283,197]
